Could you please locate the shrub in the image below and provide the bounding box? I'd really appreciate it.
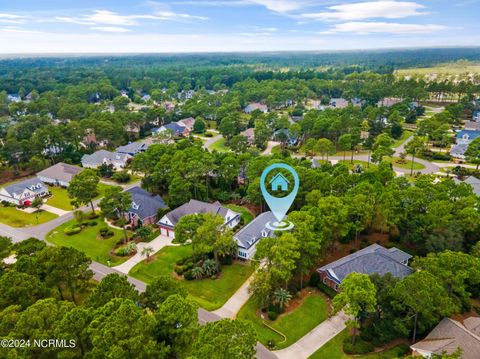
[88,212,99,220]
[176,257,190,266]
[205,132,213,138]
[99,228,114,238]
[317,282,337,298]
[343,337,374,355]
[87,221,98,227]
[267,340,276,349]
[112,171,131,183]
[287,283,299,294]
[268,304,280,314]
[267,311,278,321]
[184,270,194,280]
[174,265,184,275]
[115,242,137,257]
[221,255,233,265]
[64,226,82,235]
[309,272,320,287]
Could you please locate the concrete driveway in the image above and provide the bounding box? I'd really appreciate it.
[212,273,254,318]
[274,311,348,359]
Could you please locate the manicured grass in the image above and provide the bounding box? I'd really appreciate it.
[129,245,254,310]
[209,138,230,152]
[392,130,413,147]
[183,262,253,310]
[129,245,193,281]
[309,329,409,359]
[46,186,74,211]
[225,204,254,224]
[0,206,58,227]
[238,290,330,349]
[96,183,116,198]
[385,157,425,170]
[46,218,129,266]
[338,160,378,171]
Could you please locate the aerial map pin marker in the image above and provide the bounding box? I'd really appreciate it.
[260,163,299,230]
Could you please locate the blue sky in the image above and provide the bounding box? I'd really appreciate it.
[0,0,479,53]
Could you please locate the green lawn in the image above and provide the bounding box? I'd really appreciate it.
[225,204,254,224]
[46,218,130,266]
[385,157,425,170]
[238,291,329,349]
[46,186,74,211]
[209,138,230,152]
[338,160,378,171]
[129,245,254,310]
[0,206,58,227]
[96,183,116,198]
[309,329,409,359]
[392,130,413,147]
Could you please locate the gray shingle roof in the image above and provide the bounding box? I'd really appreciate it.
[116,139,153,156]
[126,186,167,220]
[2,178,47,197]
[234,211,277,249]
[411,318,480,359]
[317,244,412,284]
[81,150,130,167]
[450,143,468,157]
[159,199,239,226]
[37,162,84,183]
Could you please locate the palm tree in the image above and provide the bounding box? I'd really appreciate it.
[141,246,154,262]
[273,288,292,311]
[202,259,216,277]
[192,266,204,280]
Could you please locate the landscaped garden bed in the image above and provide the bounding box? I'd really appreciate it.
[46,212,133,266]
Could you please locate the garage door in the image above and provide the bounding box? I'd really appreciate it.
[160,228,168,236]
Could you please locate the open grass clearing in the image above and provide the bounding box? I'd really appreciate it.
[0,206,58,227]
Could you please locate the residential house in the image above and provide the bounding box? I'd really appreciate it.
[125,186,168,227]
[273,128,298,146]
[317,244,412,291]
[152,122,190,137]
[116,138,154,156]
[240,128,255,144]
[81,150,131,170]
[450,144,469,161]
[157,199,240,238]
[0,178,49,206]
[473,110,480,122]
[377,98,401,107]
[456,130,480,145]
[141,93,151,102]
[37,162,84,187]
[410,317,480,359]
[234,211,278,260]
[124,123,141,139]
[177,117,196,131]
[454,176,480,197]
[7,94,21,103]
[163,101,175,112]
[245,103,268,114]
[464,121,480,131]
[329,98,349,109]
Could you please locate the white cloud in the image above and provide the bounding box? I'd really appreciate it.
[90,26,130,33]
[0,13,27,24]
[302,1,428,21]
[0,26,41,34]
[321,21,448,34]
[55,9,208,28]
[246,0,315,13]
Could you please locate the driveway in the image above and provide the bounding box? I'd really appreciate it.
[202,134,223,151]
[40,204,70,216]
[212,273,254,318]
[273,311,348,359]
[262,141,281,155]
[112,235,177,274]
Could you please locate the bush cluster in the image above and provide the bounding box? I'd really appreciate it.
[64,226,82,235]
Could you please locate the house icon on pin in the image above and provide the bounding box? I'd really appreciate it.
[269,173,290,191]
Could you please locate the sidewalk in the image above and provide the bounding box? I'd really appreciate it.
[112,235,178,274]
[273,311,348,359]
[212,273,255,318]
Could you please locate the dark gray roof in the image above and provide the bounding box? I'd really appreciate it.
[81,150,130,166]
[164,122,187,136]
[317,244,412,283]
[234,211,277,249]
[160,199,239,226]
[37,162,83,183]
[2,178,47,196]
[411,318,480,359]
[126,186,167,220]
[454,176,480,197]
